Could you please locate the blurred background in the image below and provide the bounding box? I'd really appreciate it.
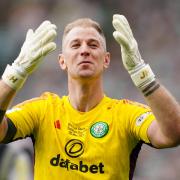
[0,0,180,179]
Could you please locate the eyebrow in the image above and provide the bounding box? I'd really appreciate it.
[88,39,100,44]
[69,38,100,45]
[64,36,106,51]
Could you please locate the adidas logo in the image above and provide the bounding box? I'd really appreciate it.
[54,120,61,129]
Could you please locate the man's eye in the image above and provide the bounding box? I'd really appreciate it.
[71,44,80,48]
[90,44,98,48]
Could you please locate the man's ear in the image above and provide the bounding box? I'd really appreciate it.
[103,52,111,69]
[59,54,67,70]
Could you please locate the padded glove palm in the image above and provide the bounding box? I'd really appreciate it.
[112,14,155,91]
[2,21,57,90]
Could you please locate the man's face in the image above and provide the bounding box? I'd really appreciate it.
[59,27,110,80]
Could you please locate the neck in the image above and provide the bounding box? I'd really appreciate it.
[68,78,104,112]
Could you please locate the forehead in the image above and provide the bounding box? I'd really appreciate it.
[63,27,104,45]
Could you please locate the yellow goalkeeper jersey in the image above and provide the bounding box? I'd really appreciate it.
[6,92,155,180]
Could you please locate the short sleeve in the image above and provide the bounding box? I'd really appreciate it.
[5,93,48,140]
[124,100,155,143]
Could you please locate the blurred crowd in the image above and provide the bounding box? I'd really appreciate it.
[0,0,179,179]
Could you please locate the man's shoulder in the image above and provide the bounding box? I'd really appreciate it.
[105,96,150,110]
[39,91,61,100]
[120,99,150,109]
[12,92,63,108]
[105,96,133,106]
[38,91,66,105]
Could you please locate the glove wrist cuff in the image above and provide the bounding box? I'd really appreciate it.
[2,65,27,90]
[130,64,156,90]
[141,80,160,96]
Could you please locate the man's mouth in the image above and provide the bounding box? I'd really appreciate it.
[78,61,93,65]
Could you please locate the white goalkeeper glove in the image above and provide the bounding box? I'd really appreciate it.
[112,14,159,96]
[2,20,57,90]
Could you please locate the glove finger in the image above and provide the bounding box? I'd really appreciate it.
[117,15,134,38]
[113,14,135,41]
[35,21,51,34]
[113,15,133,34]
[32,24,57,45]
[113,31,130,50]
[35,22,57,37]
[112,19,132,44]
[41,42,56,56]
[31,42,56,60]
[15,29,33,65]
[113,14,131,29]
[40,29,57,44]
[32,30,57,51]
[25,29,34,41]
[35,24,57,36]
[23,42,56,73]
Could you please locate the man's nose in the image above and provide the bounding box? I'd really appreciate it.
[80,44,90,56]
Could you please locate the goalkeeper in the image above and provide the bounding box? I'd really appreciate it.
[0,15,180,180]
